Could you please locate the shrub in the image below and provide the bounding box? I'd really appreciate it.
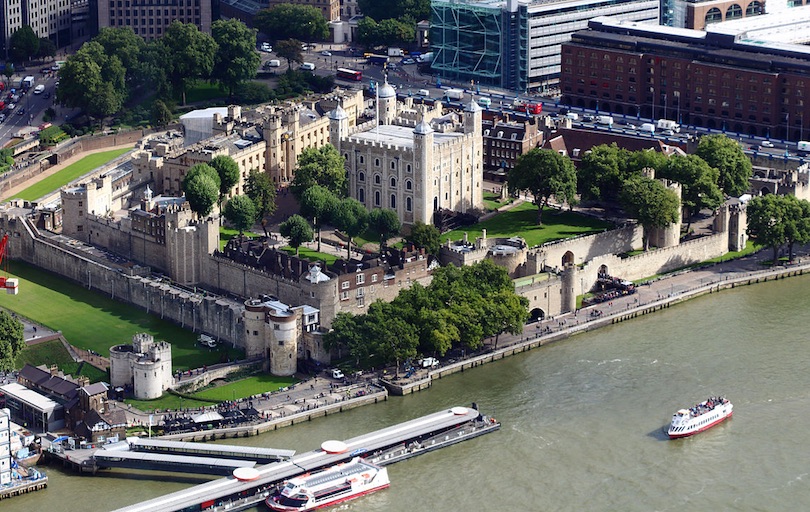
[234,82,273,105]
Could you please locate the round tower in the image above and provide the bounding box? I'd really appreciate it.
[109,344,134,389]
[268,310,299,377]
[378,79,397,125]
[328,104,349,153]
[243,299,268,360]
[560,265,577,314]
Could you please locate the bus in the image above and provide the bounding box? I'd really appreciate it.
[336,68,363,81]
[519,103,542,115]
[797,140,810,154]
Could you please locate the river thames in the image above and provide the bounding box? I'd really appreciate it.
[15,274,810,511]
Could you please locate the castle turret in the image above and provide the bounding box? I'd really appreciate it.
[328,104,349,154]
[244,299,268,360]
[413,117,435,225]
[378,79,397,125]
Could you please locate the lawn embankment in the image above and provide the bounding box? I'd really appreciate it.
[0,262,242,371]
[441,202,611,247]
[10,148,132,201]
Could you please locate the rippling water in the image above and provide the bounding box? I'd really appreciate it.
[16,276,810,511]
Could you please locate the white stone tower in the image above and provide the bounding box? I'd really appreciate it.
[378,79,398,125]
[328,104,349,154]
[413,117,435,225]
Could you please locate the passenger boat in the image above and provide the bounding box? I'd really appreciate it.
[265,457,389,511]
[668,396,733,439]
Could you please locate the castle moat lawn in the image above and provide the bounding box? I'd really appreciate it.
[441,202,612,247]
[0,262,242,372]
[9,148,132,201]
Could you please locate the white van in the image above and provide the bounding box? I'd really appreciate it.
[300,62,315,71]
[267,59,281,68]
[33,84,45,95]
[564,112,579,121]
[417,89,430,97]
[477,97,492,108]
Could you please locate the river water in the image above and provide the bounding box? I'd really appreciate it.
[14,275,810,511]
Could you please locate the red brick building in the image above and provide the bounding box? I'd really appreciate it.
[560,18,810,140]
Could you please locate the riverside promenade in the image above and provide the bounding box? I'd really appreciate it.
[112,246,810,437]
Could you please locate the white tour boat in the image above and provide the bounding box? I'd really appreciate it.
[265,457,389,511]
[668,396,733,439]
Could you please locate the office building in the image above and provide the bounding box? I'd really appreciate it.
[92,0,216,40]
[560,14,810,139]
[430,0,658,92]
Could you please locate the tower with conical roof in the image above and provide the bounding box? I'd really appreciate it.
[378,79,398,125]
[328,104,349,153]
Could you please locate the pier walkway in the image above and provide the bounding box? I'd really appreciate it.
[112,406,494,512]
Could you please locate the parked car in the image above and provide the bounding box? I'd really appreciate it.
[330,369,345,379]
[7,103,15,110]
[320,50,331,56]
[260,42,272,52]
[0,114,6,122]
[420,357,439,368]
[401,58,415,65]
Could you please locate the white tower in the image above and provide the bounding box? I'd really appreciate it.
[413,117,435,225]
[378,79,398,125]
[328,104,349,153]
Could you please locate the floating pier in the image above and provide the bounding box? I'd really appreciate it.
[111,406,499,512]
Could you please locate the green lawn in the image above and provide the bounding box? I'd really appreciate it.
[483,191,511,211]
[9,148,132,201]
[219,226,240,251]
[0,262,243,371]
[191,374,297,401]
[279,246,338,266]
[441,202,612,247]
[184,82,226,104]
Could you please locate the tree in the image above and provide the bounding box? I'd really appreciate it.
[747,194,791,265]
[9,26,39,63]
[57,42,127,126]
[244,170,276,227]
[508,148,577,225]
[357,0,430,22]
[210,155,240,202]
[660,154,723,231]
[92,27,145,85]
[212,19,261,99]
[619,175,680,251]
[332,198,369,260]
[483,290,529,349]
[368,208,401,251]
[138,40,172,97]
[223,195,258,234]
[279,214,314,255]
[290,145,348,200]
[577,144,624,202]
[161,21,217,105]
[0,311,24,371]
[3,64,14,88]
[695,134,752,197]
[782,196,810,262]
[151,99,173,127]
[254,4,330,43]
[358,18,415,48]
[182,164,220,218]
[36,38,56,60]
[299,185,339,252]
[406,221,441,255]
[274,39,304,71]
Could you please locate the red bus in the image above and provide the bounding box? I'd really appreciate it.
[519,103,542,115]
[336,68,363,81]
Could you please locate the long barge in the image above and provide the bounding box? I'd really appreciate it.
[111,405,499,512]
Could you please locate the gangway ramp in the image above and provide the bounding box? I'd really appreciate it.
[112,406,488,512]
[131,438,295,464]
[93,451,258,476]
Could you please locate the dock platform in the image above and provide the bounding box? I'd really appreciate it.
[112,406,499,512]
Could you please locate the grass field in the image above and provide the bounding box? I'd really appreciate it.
[9,148,132,201]
[0,262,243,371]
[483,191,512,211]
[441,202,612,247]
[279,246,339,266]
[191,374,296,401]
[184,82,226,104]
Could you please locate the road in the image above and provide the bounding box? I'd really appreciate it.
[0,67,60,147]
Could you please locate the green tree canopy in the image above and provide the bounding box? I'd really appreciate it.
[182,164,220,218]
[406,221,441,255]
[747,194,793,264]
[332,198,369,260]
[9,26,39,63]
[619,175,680,251]
[36,38,56,60]
[299,185,339,252]
[0,311,24,371]
[290,144,348,200]
[782,196,810,262]
[57,42,127,125]
[93,27,145,84]
[212,19,261,99]
[659,154,723,231]
[254,5,330,43]
[368,208,401,251]
[244,169,276,224]
[357,0,430,22]
[151,99,173,127]
[279,214,314,255]
[161,21,217,105]
[577,143,626,202]
[210,155,240,201]
[695,134,752,197]
[508,148,577,225]
[274,39,304,71]
[358,18,415,48]
[223,195,258,234]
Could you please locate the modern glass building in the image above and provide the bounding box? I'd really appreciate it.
[430,0,658,93]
